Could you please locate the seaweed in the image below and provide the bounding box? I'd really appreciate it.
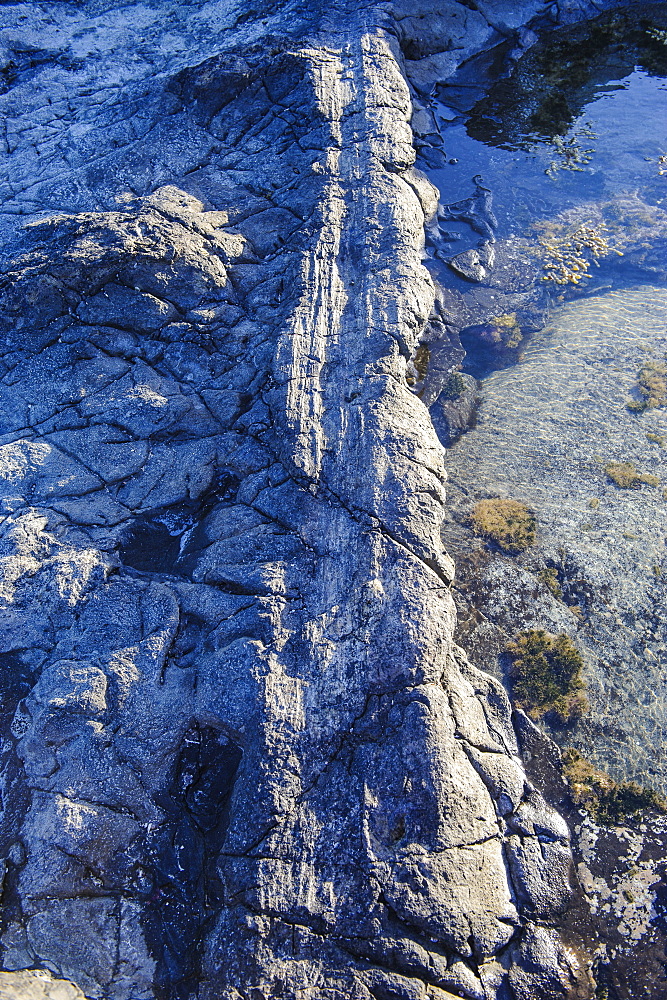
[605,461,659,488]
[470,498,536,553]
[442,371,467,400]
[627,360,667,412]
[540,223,621,286]
[562,748,667,825]
[538,566,562,599]
[506,629,588,722]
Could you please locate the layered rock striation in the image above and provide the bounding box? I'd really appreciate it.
[0,2,638,998]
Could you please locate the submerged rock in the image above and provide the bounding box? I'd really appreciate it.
[443,285,667,998]
[430,372,478,447]
[443,285,667,790]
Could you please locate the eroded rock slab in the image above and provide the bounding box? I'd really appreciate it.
[0,1,645,998]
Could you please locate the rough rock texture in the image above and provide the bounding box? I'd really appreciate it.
[0,969,87,1000]
[0,2,645,999]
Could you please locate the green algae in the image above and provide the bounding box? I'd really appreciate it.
[563,747,667,825]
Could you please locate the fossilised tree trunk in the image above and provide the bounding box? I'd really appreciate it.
[0,2,614,998]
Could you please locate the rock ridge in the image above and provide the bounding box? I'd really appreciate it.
[0,1,641,998]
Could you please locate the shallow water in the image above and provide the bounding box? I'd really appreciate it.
[424,13,667,790]
[444,285,667,789]
[431,68,667,242]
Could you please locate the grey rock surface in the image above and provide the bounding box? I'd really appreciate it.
[0,1,644,998]
[0,969,86,1000]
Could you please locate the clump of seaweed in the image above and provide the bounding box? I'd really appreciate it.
[540,223,622,285]
[605,461,659,488]
[538,566,562,599]
[442,371,467,400]
[470,498,536,553]
[407,344,430,387]
[544,123,597,177]
[506,629,588,722]
[627,359,667,412]
[491,312,522,348]
[562,748,667,825]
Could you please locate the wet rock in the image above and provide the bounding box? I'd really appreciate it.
[394,0,495,64]
[475,1,547,32]
[447,247,488,282]
[438,177,498,241]
[430,372,478,446]
[405,51,459,93]
[508,924,594,999]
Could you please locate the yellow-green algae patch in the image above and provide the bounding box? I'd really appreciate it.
[563,748,667,825]
[470,498,536,553]
[506,629,588,722]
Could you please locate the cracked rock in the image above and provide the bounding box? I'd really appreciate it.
[0,1,628,998]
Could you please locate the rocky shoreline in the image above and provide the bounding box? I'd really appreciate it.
[0,2,665,998]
